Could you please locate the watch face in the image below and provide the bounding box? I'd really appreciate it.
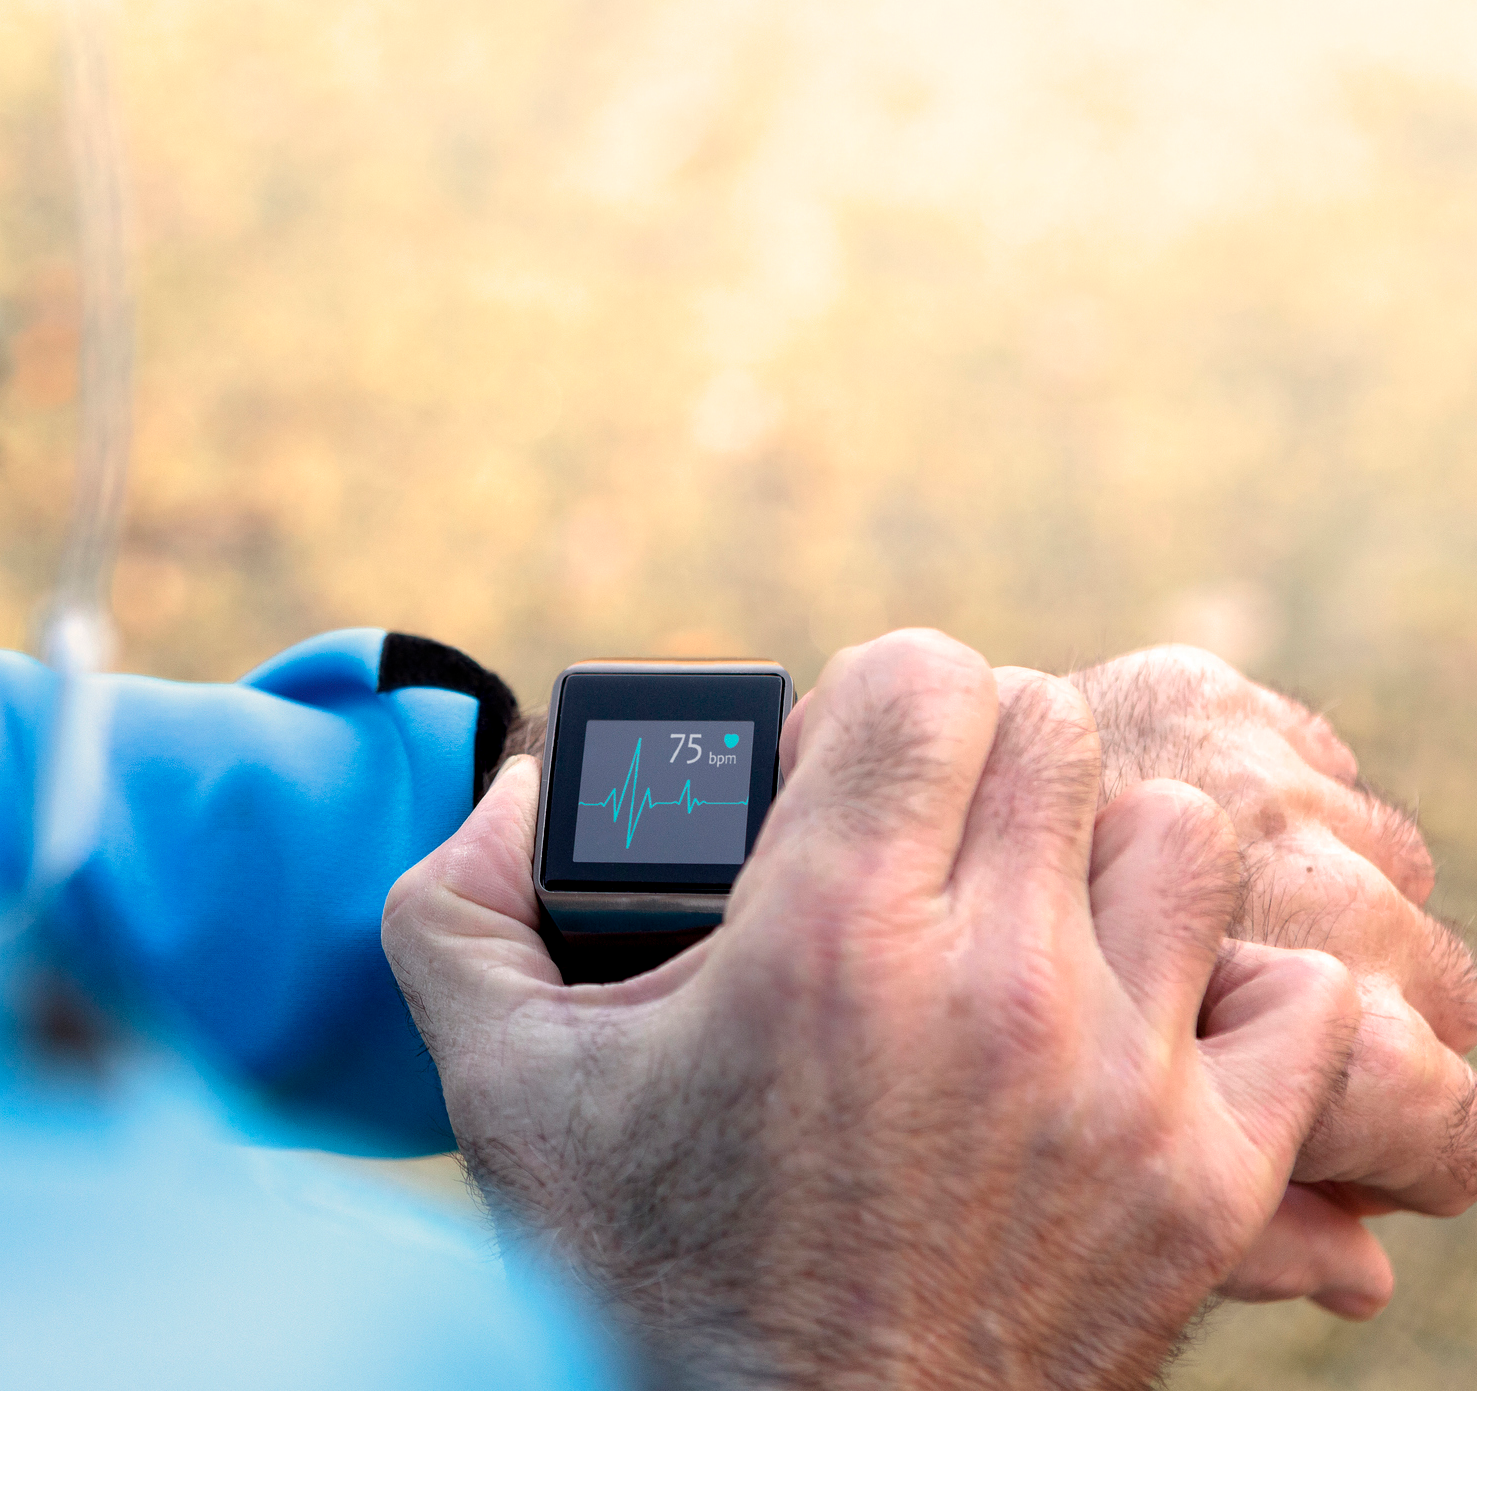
[539,670,789,892]
[572,718,756,865]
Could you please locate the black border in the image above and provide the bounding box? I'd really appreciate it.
[540,672,787,892]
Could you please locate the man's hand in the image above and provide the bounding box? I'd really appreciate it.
[1068,646,1477,1309]
[384,631,1361,1388]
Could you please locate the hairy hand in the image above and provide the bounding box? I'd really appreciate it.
[1069,645,1477,1315]
[384,631,1359,1388]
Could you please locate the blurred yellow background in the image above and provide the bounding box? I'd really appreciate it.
[0,0,1474,1387]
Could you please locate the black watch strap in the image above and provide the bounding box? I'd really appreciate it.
[534,903,714,984]
[376,632,518,806]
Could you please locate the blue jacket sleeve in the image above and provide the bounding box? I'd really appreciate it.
[1,628,509,1154]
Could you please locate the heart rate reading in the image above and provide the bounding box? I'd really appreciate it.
[574,719,755,865]
[590,740,741,848]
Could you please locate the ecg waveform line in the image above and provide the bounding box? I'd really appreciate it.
[579,737,748,850]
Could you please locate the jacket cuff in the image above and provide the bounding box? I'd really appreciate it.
[376,633,519,805]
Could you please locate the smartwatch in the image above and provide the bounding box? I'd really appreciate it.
[532,658,796,983]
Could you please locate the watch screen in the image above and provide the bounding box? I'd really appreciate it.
[539,668,790,893]
[573,720,755,864]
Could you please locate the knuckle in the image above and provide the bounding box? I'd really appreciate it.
[852,627,992,696]
[813,632,995,794]
[1396,908,1477,1051]
[1230,833,1372,952]
[1313,713,1356,754]
[1072,646,1261,798]
[992,669,1100,772]
[1284,949,1360,1027]
[1293,945,1355,995]
[1355,786,1437,896]
[1295,707,1361,782]
[999,665,1091,721]
[1134,777,1237,850]
[1427,911,1477,982]
[1145,644,1244,702]
[1102,779,1241,920]
[1153,643,1236,678]
[1439,1068,1478,1207]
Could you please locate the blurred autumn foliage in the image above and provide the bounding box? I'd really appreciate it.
[0,0,1474,1387]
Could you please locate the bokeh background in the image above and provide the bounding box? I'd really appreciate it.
[0,0,1474,1387]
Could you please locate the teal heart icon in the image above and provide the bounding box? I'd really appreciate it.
[723,733,739,748]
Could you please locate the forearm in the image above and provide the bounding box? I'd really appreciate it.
[5,630,505,1153]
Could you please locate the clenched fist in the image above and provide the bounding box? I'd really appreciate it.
[1071,647,1476,1310]
[384,631,1361,1388]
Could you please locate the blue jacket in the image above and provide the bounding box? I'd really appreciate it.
[0,630,623,1388]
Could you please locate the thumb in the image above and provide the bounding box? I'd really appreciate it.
[382,754,561,1041]
[422,753,547,930]
[382,756,727,1228]
[1197,941,1361,1192]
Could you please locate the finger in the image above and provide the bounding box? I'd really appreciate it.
[1232,830,1476,1053]
[382,754,561,1002]
[1246,680,1360,786]
[1071,644,1359,788]
[754,629,999,895]
[1197,941,1360,1187]
[1207,717,1435,906]
[1290,974,1477,1215]
[1074,645,1430,903]
[1304,778,1436,907]
[776,689,815,779]
[1218,1183,1394,1321]
[949,667,1101,910]
[1088,780,1239,1040]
